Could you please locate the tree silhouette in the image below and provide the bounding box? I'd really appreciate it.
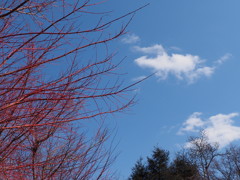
[187,133,220,180]
[0,0,146,178]
[129,158,148,180]
[129,132,240,180]
[129,147,170,180]
[147,148,170,179]
[212,145,240,179]
[169,151,199,180]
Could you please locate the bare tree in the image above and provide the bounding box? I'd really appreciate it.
[212,145,240,180]
[0,0,146,178]
[187,132,220,180]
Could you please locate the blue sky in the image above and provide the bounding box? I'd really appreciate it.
[99,0,240,179]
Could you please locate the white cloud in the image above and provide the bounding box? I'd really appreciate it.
[134,44,164,54]
[121,34,140,44]
[215,53,232,65]
[134,44,227,83]
[178,112,205,134]
[179,112,240,148]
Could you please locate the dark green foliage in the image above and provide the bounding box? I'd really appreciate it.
[169,152,199,180]
[129,158,148,180]
[129,133,240,180]
[147,148,170,180]
[129,147,199,180]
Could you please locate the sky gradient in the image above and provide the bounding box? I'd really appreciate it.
[99,0,240,179]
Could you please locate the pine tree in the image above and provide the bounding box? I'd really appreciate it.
[169,152,199,180]
[129,158,148,180]
[147,147,170,180]
[129,147,170,180]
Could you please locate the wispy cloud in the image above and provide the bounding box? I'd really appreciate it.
[215,53,232,65]
[121,33,140,44]
[134,44,230,83]
[179,112,240,148]
[169,46,182,51]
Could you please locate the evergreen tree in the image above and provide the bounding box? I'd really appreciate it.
[129,147,170,180]
[129,148,200,180]
[129,158,148,180]
[147,147,170,180]
[169,152,199,180]
[129,133,240,180]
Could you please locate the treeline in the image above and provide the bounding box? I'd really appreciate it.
[129,133,240,180]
